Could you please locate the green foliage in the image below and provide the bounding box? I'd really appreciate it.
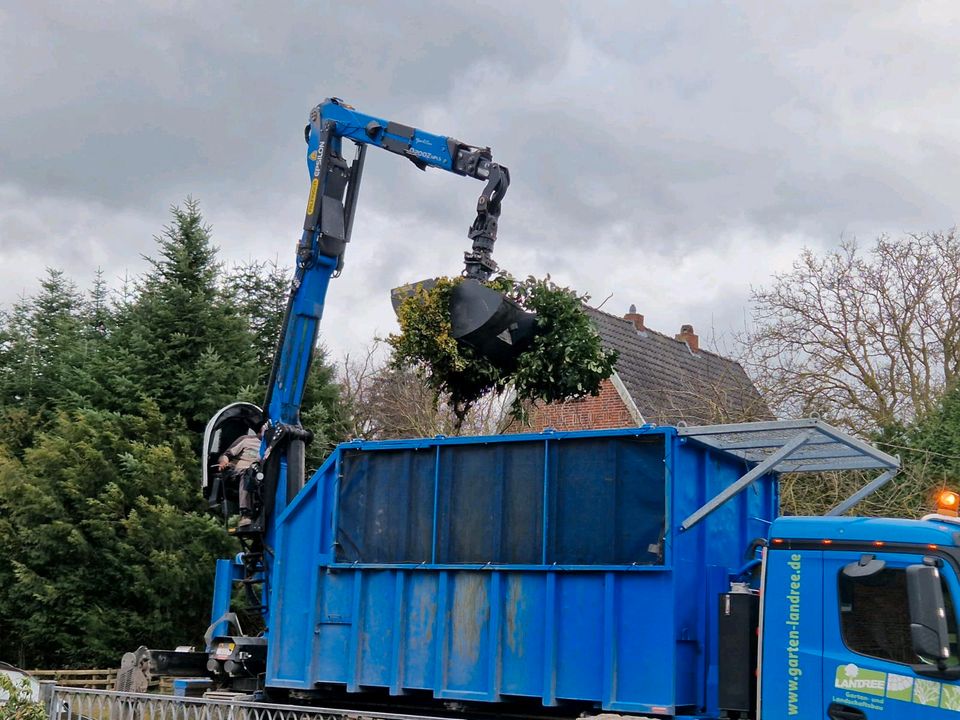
[389,278,505,423]
[0,675,44,720]
[227,259,290,385]
[0,405,232,667]
[901,389,960,479]
[780,391,960,519]
[0,271,85,437]
[509,276,618,417]
[388,275,617,428]
[0,198,349,668]
[109,198,259,433]
[867,387,960,518]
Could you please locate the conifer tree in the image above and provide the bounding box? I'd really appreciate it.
[59,269,119,410]
[228,259,289,384]
[0,270,88,454]
[0,199,351,668]
[0,403,232,668]
[113,199,259,433]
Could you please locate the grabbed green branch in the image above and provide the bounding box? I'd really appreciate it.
[389,275,618,430]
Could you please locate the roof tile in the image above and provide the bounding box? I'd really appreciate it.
[584,306,772,426]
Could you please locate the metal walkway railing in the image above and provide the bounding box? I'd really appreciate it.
[44,686,453,720]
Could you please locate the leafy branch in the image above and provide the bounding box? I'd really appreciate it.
[0,676,44,720]
[388,274,617,430]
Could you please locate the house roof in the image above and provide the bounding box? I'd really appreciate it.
[584,306,772,426]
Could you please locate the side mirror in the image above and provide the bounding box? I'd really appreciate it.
[843,554,886,578]
[907,561,951,667]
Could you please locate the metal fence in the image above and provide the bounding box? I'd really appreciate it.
[44,686,449,720]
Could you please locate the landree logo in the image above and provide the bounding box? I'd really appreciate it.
[885,673,913,702]
[835,664,886,697]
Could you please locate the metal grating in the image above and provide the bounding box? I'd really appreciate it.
[45,686,455,720]
[678,418,899,474]
[677,418,901,530]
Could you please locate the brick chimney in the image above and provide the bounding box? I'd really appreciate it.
[675,324,699,353]
[624,304,645,331]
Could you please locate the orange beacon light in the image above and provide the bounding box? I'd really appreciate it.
[937,490,960,517]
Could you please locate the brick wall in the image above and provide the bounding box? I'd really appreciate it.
[517,378,637,432]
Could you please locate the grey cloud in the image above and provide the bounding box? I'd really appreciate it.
[0,2,569,209]
[3,1,960,359]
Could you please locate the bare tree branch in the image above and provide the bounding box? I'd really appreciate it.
[337,340,511,439]
[740,232,960,435]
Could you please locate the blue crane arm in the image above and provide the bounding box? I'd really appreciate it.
[300,98,509,281]
[260,98,510,516]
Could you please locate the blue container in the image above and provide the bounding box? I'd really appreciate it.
[265,427,777,716]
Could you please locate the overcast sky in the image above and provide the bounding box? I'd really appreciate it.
[2,1,958,360]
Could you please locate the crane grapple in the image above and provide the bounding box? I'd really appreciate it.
[449,278,536,368]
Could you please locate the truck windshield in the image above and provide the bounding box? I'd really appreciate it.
[839,567,959,666]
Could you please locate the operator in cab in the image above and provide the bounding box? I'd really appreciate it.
[217,424,265,527]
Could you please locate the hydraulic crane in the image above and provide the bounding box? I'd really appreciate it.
[260,97,523,529]
[196,100,531,679]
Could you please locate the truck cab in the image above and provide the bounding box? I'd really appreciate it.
[761,515,960,719]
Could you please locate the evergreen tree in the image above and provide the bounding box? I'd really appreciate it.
[0,198,352,668]
[0,403,232,668]
[227,259,289,385]
[0,270,87,455]
[112,199,259,433]
[0,270,84,413]
[60,269,119,410]
[894,387,960,507]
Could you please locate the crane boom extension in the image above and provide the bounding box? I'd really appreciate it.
[265,98,509,428]
[301,98,509,281]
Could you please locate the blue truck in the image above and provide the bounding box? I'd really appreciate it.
[153,101,960,720]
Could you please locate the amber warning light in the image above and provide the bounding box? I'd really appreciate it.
[937,490,960,517]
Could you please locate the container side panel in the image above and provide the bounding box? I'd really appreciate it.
[501,448,547,564]
[270,498,317,684]
[554,574,604,700]
[336,449,435,563]
[549,437,666,565]
[442,572,492,696]
[437,443,544,564]
[283,430,707,709]
[701,448,776,570]
[401,573,439,689]
[670,440,779,715]
[501,573,545,697]
[319,456,338,559]
[312,570,354,683]
[703,453,744,569]
[746,460,777,544]
[672,569,700,707]
[358,570,397,686]
[613,572,676,708]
